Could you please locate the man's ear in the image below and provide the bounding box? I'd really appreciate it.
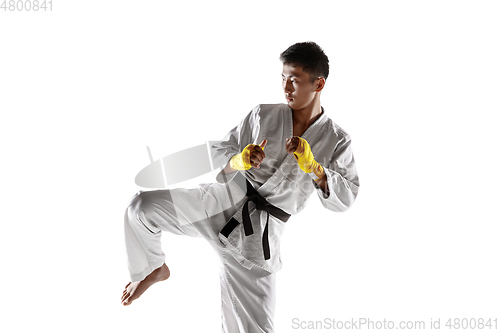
[315,77,326,92]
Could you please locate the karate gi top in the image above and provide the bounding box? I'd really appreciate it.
[205,104,359,273]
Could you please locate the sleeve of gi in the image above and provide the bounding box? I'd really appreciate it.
[312,134,360,212]
[210,105,261,183]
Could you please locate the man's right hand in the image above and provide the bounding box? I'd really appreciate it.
[229,139,267,170]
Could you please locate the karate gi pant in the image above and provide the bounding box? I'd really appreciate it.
[124,187,277,333]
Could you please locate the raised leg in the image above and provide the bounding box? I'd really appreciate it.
[122,188,206,305]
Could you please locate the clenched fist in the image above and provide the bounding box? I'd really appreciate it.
[286,136,325,180]
[285,136,301,155]
[230,139,267,170]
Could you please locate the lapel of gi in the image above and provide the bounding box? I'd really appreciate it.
[257,105,327,197]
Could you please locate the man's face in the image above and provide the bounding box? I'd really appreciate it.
[281,64,318,111]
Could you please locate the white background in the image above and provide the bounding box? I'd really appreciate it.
[1,1,499,332]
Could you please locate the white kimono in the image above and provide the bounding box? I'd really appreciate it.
[206,103,359,273]
[124,103,359,333]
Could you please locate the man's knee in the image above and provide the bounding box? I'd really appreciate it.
[124,190,161,233]
[125,190,145,218]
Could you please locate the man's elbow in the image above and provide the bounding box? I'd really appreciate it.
[323,190,358,213]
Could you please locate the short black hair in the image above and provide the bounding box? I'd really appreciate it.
[279,41,329,82]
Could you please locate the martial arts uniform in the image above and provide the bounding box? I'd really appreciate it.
[124,104,359,333]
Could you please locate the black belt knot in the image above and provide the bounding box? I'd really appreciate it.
[242,192,270,237]
[221,177,291,261]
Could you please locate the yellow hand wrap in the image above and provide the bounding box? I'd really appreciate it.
[293,137,325,180]
[229,144,259,171]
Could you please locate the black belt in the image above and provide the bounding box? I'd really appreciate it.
[220,178,291,260]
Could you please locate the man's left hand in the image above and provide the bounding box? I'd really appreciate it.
[285,136,325,181]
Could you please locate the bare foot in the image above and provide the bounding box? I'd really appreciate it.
[121,263,170,306]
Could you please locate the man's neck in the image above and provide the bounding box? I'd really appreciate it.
[292,97,323,130]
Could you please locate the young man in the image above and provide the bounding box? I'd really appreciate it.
[121,42,359,333]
